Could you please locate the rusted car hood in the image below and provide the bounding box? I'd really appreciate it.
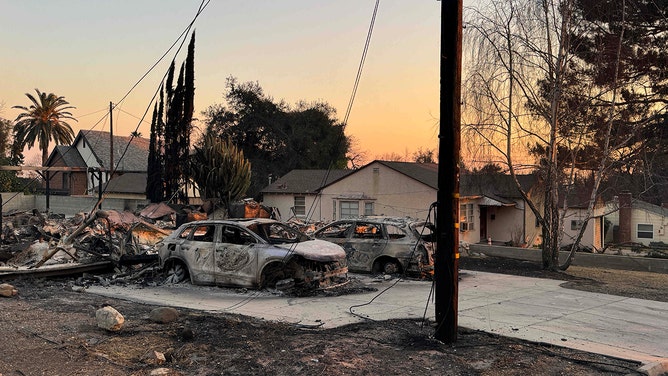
[276,239,347,262]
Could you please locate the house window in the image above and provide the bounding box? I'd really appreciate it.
[332,200,336,219]
[340,201,359,219]
[364,202,374,216]
[571,220,583,230]
[459,203,474,231]
[637,224,654,239]
[293,196,305,216]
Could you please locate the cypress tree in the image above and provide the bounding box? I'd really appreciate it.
[146,32,195,204]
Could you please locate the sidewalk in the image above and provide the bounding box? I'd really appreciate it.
[87,270,668,373]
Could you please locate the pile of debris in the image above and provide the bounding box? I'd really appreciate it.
[0,202,195,280]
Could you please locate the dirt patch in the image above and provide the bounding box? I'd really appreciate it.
[0,256,661,375]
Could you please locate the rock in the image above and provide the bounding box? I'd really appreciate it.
[143,350,166,365]
[149,307,179,323]
[96,305,125,331]
[0,283,18,297]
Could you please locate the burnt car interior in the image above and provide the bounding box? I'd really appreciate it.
[353,223,382,239]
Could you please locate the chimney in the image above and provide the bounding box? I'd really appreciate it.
[618,191,632,243]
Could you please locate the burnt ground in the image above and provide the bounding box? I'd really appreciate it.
[1,255,667,376]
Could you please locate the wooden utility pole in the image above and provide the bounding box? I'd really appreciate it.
[109,102,114,172]
[434,0,462,343]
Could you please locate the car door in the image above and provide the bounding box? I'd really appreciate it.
[178,223,217,284]
[212,225,259,287]
[346,221,388,272]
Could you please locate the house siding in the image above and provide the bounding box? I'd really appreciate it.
[561,207,603,250]
[605,200,668,246]
[319,162,435,222]
[44,156,67,191]
[261,193,322,221]
[485,201,525,245]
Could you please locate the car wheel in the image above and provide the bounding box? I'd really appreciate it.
[165,263,187,284]
[261,263,287,288]
[381,259,401,275]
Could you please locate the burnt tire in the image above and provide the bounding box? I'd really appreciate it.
[261,263,288,289]
[380,259,401,275]
[165,263,187,284]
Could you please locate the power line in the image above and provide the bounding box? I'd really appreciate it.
[343,0,380,126]
[305,0,381,225]
[2,1,210,213]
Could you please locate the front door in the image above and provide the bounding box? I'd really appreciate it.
[479,206,488,241]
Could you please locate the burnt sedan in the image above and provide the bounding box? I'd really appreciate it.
[313,217,435,276]
[157,218,348,289]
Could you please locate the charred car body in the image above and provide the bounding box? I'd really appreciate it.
[313,217,435,276]
[157,218,348,289]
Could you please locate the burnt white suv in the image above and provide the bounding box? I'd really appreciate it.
[157,218,348,289]
[313,217,435,276]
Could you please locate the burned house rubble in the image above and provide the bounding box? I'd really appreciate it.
[0,203,182,281]
[0,200,434,295]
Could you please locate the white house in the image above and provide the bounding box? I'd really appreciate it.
[318,161,438,222]
[605,192,668,246]
[458,173,536,246]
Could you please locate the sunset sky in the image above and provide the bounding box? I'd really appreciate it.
[1,1,441,165]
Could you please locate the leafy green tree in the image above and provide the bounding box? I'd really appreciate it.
[202,78,349,198]
[569,0,668,205]
[147,32,196,203]
[13,89,76,165]
[190,133,251,215]
[413,148,436,164]
[0,117,23,191]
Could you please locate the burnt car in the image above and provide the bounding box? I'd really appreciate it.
[157,218,348,289]
[313,217,435,276]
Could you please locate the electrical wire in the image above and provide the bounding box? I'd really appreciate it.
[93,0,210,212]
[301,0,381,225]
[2,1,210,213]
[277,0,381,267]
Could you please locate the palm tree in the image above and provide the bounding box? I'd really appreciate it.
[13,89,77,165]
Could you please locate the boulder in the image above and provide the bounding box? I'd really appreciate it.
[149,307,179,324]
[0,283,18,297]
[96,305,125,332]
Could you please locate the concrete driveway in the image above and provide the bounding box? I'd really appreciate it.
[86,270,668,374]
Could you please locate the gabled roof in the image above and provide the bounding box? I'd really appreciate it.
[318,160,438,190]
[74,130,150,171]
[45,145,86,168]
[375,161,438,189]
[629,199,668,217]
[93,172,146,194]
[264,161,538,204]
[262,169,353,194]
